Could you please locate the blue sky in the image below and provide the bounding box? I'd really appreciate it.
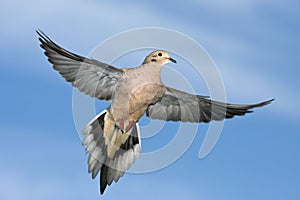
[0,0,299,199]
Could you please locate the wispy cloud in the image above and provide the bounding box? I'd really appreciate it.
[0,1,299,199]
[1,0,298,120]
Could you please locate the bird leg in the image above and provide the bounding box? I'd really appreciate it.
[117,118,124,132]
[117,118,135,133]
[125,120,135,133]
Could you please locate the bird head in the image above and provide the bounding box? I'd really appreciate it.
[143,50,176,65]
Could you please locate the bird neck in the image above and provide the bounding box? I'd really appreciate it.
[139,63,163,82]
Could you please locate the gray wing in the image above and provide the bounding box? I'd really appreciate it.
[37,31,124,100]
[146,87,274,123]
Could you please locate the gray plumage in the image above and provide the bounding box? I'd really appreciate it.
[82,110,141,194]
[37,30,123,100]
[147,87,273,122]
[37,30,273,195]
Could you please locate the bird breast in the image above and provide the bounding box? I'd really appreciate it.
[110,66,165,122]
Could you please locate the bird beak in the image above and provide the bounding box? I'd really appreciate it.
[168,57,177,63]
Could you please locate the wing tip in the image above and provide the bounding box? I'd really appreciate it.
[36,29,51,46]
[253,98,275,108]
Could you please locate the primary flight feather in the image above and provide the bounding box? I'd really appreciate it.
[37,30,273,194]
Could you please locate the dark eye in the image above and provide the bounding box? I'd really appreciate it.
[158,52,162,57]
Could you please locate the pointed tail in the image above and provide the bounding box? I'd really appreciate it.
[82,110,141,194]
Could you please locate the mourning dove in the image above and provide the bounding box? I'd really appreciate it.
[37,31,274,194]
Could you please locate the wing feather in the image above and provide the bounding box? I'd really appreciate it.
[37,30,124,100]
[146,87,274,123]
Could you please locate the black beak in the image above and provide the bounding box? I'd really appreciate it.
[169,57,177,63]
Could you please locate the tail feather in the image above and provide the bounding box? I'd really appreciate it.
[100,164,109,194]
[82,110,141,195]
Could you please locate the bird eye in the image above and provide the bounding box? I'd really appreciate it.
[158,52,162,57]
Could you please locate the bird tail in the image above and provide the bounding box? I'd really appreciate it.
[82,110,141,194]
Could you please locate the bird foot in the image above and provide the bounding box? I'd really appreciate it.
[117,118,124,132]
[125,120,135,132]
[117,118,134,133]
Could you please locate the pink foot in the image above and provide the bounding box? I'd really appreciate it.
[117,118,124,131]
[125,120,135,132]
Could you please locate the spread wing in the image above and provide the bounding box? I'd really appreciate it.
[146,87,274,123]
[37,30,124,100]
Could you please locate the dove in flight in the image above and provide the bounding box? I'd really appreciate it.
[37,31,273,194]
